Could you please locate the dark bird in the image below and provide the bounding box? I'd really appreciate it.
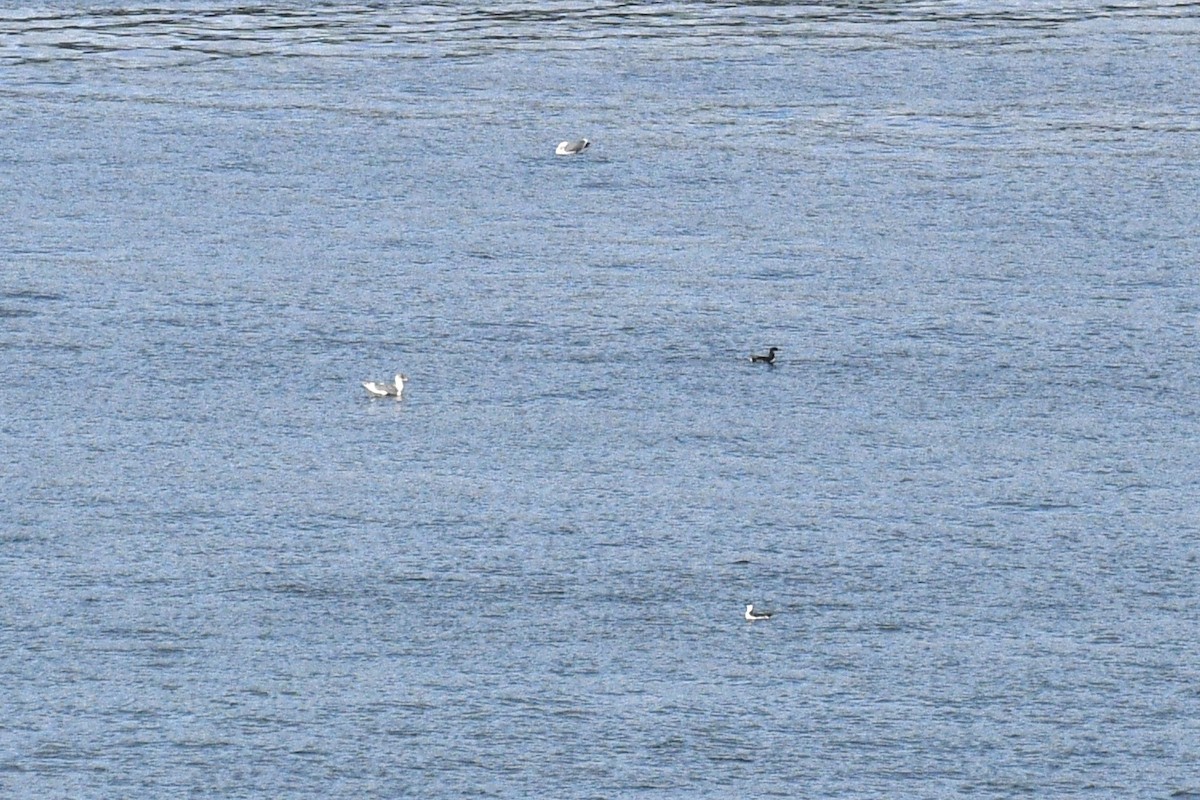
[750,347,779,365]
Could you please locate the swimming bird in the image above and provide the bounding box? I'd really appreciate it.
[555,138,590,155]
[745,604,773,621]
[750,347,779,365]
[362,374,406,398]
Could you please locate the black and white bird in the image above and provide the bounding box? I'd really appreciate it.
[750,346,779,365]
[362,374,406,398]
[555,138,590,155]
[744,604,773,621]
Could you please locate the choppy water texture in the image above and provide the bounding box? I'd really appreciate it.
[3,3,1200,798]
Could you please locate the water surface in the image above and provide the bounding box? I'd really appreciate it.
[2,3,1200,798]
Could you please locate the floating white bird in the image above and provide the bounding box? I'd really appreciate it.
[362,374,406,398]
[745,604,773,621]
[555,138,590,155]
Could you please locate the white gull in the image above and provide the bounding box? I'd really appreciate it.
[745,604,773,621]
[555,138,590,155]
[363,374,406,398]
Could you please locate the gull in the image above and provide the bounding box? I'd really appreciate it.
[363,374,406,398]
[745,604,773,621]
[750,347,779,365]
[555,138,590,155]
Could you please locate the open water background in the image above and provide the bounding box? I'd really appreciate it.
[3,2,1200,797]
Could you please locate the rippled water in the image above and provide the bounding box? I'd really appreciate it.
[3,3,1200,798]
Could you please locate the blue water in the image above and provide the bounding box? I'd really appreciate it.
[3,3,1200,797]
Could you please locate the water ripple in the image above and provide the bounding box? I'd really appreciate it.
[4,2,1198,67]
